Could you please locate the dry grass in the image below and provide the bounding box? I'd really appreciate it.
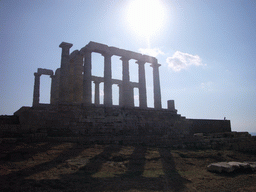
[0,142,256,191]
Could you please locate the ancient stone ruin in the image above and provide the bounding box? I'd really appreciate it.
[1,41,235,146]
[33,41,162,109]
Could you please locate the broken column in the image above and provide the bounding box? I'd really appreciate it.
[151,62,162,109]
[59,42,73,103]
[167,100,175,110]
[103,52,112,107]
[137,60,147,108]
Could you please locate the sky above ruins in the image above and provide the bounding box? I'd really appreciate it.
[0,0,255,133]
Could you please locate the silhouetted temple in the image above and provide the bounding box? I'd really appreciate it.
[1,42,231,144]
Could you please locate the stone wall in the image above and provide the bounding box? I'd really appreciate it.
[13,104,190,137]
[10,104,232,139]
[187,119,231,134]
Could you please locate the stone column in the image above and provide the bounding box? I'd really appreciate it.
[59,42,73,103]
[94,81,100,105]
[73,54,83,103]
[118,84,123,106]
[83,50,92,105]
[151,62,162,109]
[102,52,112,107]
[136,60,147,108]
[33,73,41,106]
[50,74,56,104]
[120,57,133,107]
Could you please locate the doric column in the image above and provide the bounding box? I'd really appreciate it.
[73,53,83,103]
[136,60,147,108]
[118,84,123,106]
[120,57,133,107]
[50,75,56,104]
[151,62,162,109]
[83,50,92,105]
[33,73,41,106]
[94,81,100,105]
[102,52,112,107]
[59,42,73,103]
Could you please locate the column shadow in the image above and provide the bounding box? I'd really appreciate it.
[59,145,165,191]
[158,148,190,192]
[0,143,87,191]
[1,144,191,191]
[120,145,147,177]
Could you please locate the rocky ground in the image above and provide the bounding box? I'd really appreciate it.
[0,141,256,192]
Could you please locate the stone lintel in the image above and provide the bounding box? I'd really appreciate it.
[86,41,109,53]
[37,68,54,76]
[143,55,157,64]
[91,76,139,87]
[81,41,158,64]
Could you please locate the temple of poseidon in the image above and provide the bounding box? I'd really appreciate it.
[1,41,235,146]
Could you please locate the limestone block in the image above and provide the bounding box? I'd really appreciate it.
[86,41,109,53]
[207,162,235,173]
[207,162,256,173]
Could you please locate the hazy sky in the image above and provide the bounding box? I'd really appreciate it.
[0,0,255,132]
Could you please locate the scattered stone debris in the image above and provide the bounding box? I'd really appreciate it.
[207,161,256,173]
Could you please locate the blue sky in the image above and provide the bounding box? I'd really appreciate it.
[0,0,255,133]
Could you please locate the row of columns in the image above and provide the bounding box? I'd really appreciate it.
[82,49,161,109]
[33,43,162,109]
[55,43,162,109]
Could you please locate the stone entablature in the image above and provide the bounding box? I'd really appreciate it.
[33,41,162,109]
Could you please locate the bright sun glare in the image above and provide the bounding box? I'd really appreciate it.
[127,0,167,39]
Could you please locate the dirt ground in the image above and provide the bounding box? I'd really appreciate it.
[0,141,256,192]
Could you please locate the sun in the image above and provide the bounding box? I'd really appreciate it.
[126,0,167,39]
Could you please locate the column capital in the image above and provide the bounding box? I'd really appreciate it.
[101,52,113,57]
[117,83,123,87]
[120,56,130,61]
[150,63,161,68]
[59,42,73,49]
[34,72,41,77]
[136,60,146,65]
[93,80,100,84]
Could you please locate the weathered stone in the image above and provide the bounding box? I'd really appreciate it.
[207,162,256,173]
[207,162,235,173]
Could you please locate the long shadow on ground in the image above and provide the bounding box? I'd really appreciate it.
[158,148,191,192]
[1,144,191,191]
[0,143,88,191]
